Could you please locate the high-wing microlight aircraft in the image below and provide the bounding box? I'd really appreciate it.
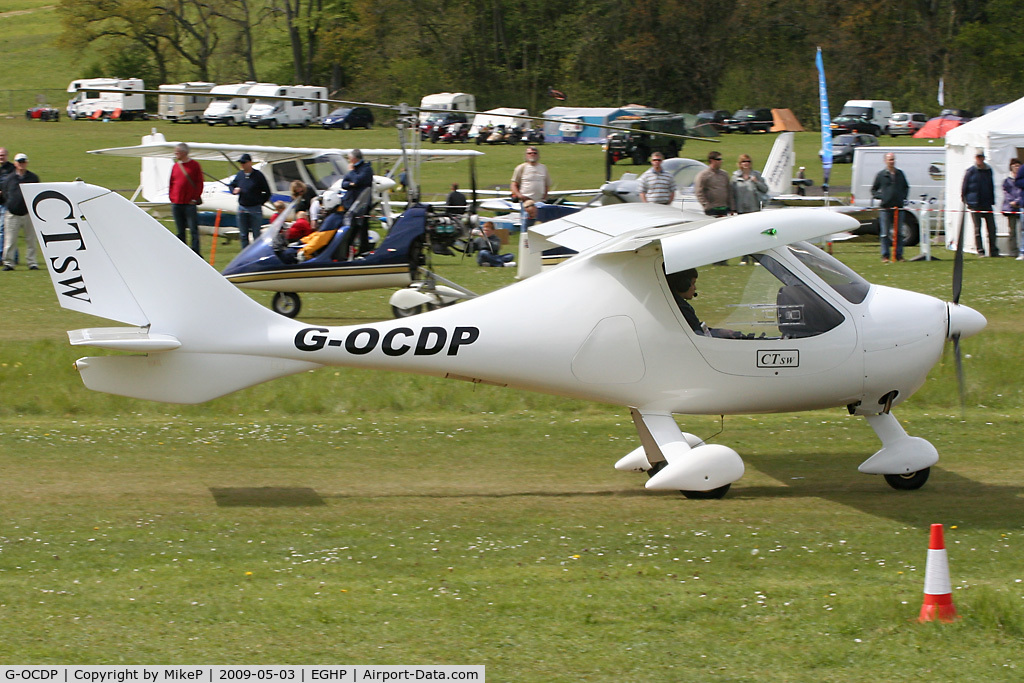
[27,182,985,498]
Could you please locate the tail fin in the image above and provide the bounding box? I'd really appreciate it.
[761,132,796,197]
[141,130,173,203]
[25,181,320,403]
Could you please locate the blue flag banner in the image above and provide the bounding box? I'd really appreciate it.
[816,47,833,188]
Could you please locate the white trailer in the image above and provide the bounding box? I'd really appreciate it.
[203,82,276,126]
[158,82,216,123]
[66,78,146,120]
[418,92,477,122]
[245,85,327,128]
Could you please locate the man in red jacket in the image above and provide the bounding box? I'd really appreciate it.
[169,142,204,255]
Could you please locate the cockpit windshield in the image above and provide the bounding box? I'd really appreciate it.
[303,154,346,190]
[787,241,870,304]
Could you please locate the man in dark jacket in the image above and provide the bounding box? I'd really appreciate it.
[229,153,272,248]
[1,153,40,271]
[871,152,909,262]
[962,150,998,256]
[340,149,374,254]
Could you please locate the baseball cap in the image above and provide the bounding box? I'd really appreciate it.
[237,153,253,163]
[14,153,28,162]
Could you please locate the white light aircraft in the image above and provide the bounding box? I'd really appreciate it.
[27,181,985,498]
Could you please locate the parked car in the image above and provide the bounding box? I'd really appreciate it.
[831,115,881,136]
[821,133,879,164]
[419,112,468,140]
[26,106,60,121]
[724,107,774,133]
[322,106,374,129]
[695,109,730,132]
[886,112,927,137]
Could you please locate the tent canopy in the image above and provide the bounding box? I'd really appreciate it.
[770,109,804,132]
[914,115,966,139]
[943,94,1024,252]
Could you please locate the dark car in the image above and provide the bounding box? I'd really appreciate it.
[831,114,881,136]
[695,109,730,132]
[724,107,774,133]
[821,133,878,164]
[419,112,468,140]
[322,107,374,129]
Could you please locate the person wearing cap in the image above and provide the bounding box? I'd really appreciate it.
[169,142,204,255]
[694,151,734,218]
[1,153,40,271]
[871,152,909,262]
[962,149,997,256]
[228,153,272,248]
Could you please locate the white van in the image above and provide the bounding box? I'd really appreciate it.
[204,82,275,126]
[839,100,894,135]
[66,78,146,120]
[158,82,216,123]
[418,92,477,122]
[245,85,328,128]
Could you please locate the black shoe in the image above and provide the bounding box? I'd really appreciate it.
[29,265,39,270]
[2,265,13,271]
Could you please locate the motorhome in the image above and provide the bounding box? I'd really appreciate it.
[66,78,146,120]
[158,82,216,123]
[203,82,274,126]
[245,85,328,128]
[418,93,477,122]
[839,100,894,136]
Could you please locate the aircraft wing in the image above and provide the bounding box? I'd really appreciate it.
[530,204,859,268]
[89,142,484,165]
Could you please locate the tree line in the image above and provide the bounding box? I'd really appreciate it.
[57,0,1024,124]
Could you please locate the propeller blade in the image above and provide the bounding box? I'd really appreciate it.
[605,149,612,182]
[953,209,965,305]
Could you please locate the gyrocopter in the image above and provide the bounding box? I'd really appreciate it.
[27,177,985,498]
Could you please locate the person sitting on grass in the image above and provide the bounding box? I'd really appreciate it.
[470,221,516,268]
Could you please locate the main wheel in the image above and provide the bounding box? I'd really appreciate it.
[884,468,930,490]
[682,484,731,500]
[391,304,424,318]
[271,292,301,318]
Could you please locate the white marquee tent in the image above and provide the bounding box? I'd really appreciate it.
[468,107,530,137]
[944,95,1024,254]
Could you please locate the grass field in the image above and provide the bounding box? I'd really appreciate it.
[2,118,1024,680]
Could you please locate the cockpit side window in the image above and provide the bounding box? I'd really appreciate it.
[664,253,845,339]
[303,155,346,190]
[787,241,870,304]
[271,160,304,193]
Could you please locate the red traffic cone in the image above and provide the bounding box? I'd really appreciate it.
[919,523,959,623]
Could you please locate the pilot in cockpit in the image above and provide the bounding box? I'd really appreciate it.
[665,268,746,339]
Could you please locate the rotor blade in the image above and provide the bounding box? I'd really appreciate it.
[605,149,612,182]
[953,209,965,305]
[953,334,966,419]
[470,155,478,215]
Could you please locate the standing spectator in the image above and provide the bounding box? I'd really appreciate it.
[795,166,807,196]
[340,149,374,254]
[1,153,40,271]
[962,149,997,257]
[169,142,204,255]
[228,153,271,248]
[470,221,515,267]
[0,148,14,263]
[638,152,677,205]
[694,151,733,217]
[871,152,909,262]
[731,154,768,214]
[446,183,468,215]
[1002,159,1021,260]
[731,153,768,265]
[510,146,551,202]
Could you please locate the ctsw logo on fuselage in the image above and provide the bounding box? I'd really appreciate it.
[30,190,90,303]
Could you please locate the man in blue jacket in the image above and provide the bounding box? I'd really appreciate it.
[228,153,272,248]
[340,149,374,254]
[962,150,997,256]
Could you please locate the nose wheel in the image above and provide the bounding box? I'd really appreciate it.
[271,292,301,318]
[884,468,930,490]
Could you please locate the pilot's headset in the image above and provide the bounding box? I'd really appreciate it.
[321,189,343,212]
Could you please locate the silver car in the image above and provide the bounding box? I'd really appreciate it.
[888,112,927,137]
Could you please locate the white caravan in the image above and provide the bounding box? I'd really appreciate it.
[158,82,216,123]
[839,100,894,135]
[66,78,146,120]
[418,92,477,122]
[203,82,275,126]
[245,85,328,128]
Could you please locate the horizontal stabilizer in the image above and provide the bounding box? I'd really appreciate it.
[69,327,181,352]
[74,353,322,403]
